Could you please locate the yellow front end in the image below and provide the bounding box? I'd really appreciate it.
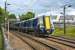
[44,16,51,31]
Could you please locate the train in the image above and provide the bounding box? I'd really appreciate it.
[9,13,54,36]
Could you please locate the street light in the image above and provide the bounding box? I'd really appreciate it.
[63,4,72,35]
[4,0,7,29]
[4,0,10,29]
[4,0,11,41]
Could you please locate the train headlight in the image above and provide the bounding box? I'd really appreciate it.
[47,31,50,33]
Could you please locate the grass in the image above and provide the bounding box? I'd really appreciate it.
[0,30,4,50]
[52,25,75,39]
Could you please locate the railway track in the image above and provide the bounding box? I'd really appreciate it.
[49,36,75,43]
[10,31,75,50]
[27,34,75,50]
[9,32,34,50]
[10,31,58,50]
[47,36,75,48]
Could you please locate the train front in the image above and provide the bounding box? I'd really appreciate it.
[44,16,54,34]
[38,16,54,36]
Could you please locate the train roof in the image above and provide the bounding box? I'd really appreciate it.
[17,17,37,23]
[21,12,51,23]
[15,12,51,24]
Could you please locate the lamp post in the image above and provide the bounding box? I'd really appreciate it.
[4,0,11,41]
[63,4,71,35]
[63,5,66,35]
[4,0,7,30]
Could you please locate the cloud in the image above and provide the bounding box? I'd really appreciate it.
[0,0,75,15]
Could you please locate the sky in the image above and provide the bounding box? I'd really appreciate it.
[0,0,75,16]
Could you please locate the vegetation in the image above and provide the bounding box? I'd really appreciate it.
[0,7,5,50]
[0,30,4,50]
[0,7,5,23]
[8,13,16,19]
[20,12,35,20]
[52,25,75,39]
[0,7,16,50]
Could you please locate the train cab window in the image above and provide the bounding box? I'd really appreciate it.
[39,17,44,28]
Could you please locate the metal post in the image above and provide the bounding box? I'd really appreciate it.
[4,0,9,40]
[4,1,7,30]
[63,5,71,35]
[63,6,66,35]
[8,19,9,40]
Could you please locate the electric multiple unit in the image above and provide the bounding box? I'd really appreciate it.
[9,13,54,36]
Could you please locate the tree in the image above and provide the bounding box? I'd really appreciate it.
[0,7,16,29]
[0,7,5,23]
[20,12,35,20]
[0,7,9,23]
[0,7,5,30]
[0,7,4,16]
[8,14,16,19]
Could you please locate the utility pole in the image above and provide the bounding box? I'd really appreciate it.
[63,5,66,35]
[4,0,10,40]
[63,4,72,35]
[4,0,7,30]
